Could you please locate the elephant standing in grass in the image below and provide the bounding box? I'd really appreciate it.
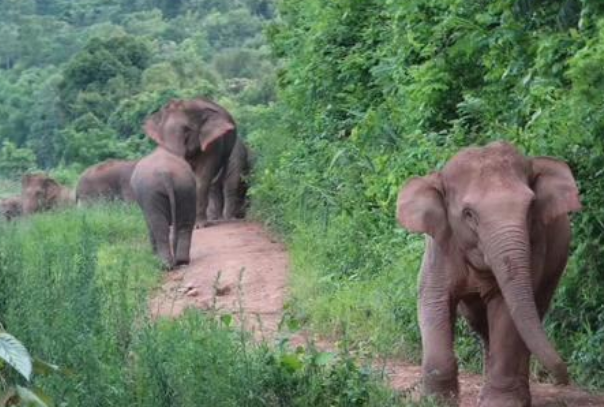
[76,159,138,203]
[143,98,237,227]
[207,136,251,220]
[21,174,74,215]
[0,196,22,220]
[396,141,581,407]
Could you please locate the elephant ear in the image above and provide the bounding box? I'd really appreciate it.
[397,172,448,240]
[200,118,235,152]
[143,110,164,145]
[531,157,581,224]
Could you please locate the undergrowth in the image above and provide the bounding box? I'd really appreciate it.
[0,203,420,406]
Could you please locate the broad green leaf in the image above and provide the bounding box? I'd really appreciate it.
[0,332,32,381]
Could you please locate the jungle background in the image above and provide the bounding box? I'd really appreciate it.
[0,0,602,405]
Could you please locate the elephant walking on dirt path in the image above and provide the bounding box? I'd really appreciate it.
[396,141,581,407]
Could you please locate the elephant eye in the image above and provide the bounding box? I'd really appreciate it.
[462,207,478,224]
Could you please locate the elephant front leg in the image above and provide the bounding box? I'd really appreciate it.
[419,288,459,403]
[479,296,531,407]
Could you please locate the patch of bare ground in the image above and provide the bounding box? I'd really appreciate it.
[149,221,604,407]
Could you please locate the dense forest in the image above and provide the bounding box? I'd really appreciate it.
[0,0,603,405]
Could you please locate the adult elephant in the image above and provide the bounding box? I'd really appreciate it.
[21,173,74,215]
[76,159,138,203]
[144,98,237,227]
[207,136,251,220]
[396,141,581,407]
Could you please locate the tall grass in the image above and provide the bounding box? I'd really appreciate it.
[0,203,417,406]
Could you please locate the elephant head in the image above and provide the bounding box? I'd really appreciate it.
[397,141,581,385]
[22,174,70,214]
[143,98,236,158]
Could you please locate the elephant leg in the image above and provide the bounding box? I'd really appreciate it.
[479,296,531,407]
[173,184,197,266]
[420,291,458,403]
[222,173,240,220]
[194,154,222,228]
[173,225,194,266]
[143,210,173,270]
[207,182,224,221]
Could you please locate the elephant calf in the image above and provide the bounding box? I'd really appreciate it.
[396,141,581,407]
[76,159,138,203]
[22,173,74,215]
[207,136,251,221]
[0,196,22,221]
[130,148,196,270]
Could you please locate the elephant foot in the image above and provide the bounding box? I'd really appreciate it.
[422,373,459,406]
[479,382,530,407]
[174,257,190,268]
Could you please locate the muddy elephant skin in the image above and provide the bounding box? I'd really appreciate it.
[207,136,251,221]
[396,141,581,407]
[131,147,196,270]
[144,98,237,227]
[21,173,74,215]
[76,159,138,203]
[0,196,22,220]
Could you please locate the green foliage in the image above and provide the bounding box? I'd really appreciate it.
[0,204,407,406]
[0,141,36,179]
[252,0,604,389]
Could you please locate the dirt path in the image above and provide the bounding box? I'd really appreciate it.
[150,221,603,407]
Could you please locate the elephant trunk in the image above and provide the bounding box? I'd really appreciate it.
[482,222,569,385]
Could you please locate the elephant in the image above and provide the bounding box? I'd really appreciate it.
[132,108,198,270]
[76,159,138,203]
[396,141,581,407]
[207,136,251,221]
[0,196,22,221]
[143,98,237,228]
[21,173,74,215]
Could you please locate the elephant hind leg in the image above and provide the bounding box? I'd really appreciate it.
[143,208,173,270]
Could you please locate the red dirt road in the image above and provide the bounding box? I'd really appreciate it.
[150,221,604,407]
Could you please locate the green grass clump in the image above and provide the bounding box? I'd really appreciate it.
[0,203,420,406]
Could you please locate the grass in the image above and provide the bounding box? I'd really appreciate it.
[0,202,432,406]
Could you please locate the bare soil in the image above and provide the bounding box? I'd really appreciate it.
[150,220,604,407]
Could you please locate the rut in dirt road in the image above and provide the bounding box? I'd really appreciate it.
[149,221,604,407]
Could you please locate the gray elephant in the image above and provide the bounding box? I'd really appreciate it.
[21,173,74,215]
[143,98,237,227]
[0,196,22,221]
[396,141,581,407]
[76,159,138,203]
[207,136,251,220]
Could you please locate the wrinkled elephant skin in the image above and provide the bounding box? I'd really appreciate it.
[396,141,581,407]
[130,147,196,270]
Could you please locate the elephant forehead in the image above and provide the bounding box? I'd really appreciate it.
[444,145,529,184]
